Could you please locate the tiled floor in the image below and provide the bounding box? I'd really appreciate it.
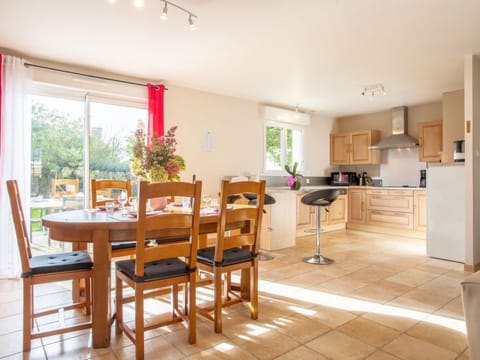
[0,230,472,359]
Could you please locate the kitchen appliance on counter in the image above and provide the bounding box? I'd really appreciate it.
[330,171,357,186]
[419,169,426,188]
[453,140,465,162]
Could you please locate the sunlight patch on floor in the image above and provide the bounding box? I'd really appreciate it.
[257,279,466,334]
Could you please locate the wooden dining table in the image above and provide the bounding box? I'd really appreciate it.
[42,207,250,348]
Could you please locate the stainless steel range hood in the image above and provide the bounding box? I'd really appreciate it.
[369,106,418,150]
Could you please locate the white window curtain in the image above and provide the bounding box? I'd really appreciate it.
[0,55,32,278]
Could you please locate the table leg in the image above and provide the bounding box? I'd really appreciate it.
[92,229,112,348]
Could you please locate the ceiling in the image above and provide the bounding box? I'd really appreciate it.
[1,0,479,117]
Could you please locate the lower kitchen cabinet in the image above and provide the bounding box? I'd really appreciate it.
[348,188,366,224]
[414,190,427,231]
[328,194,347,224]
[347,187,426,238]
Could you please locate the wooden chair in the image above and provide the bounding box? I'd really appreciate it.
[115,180,202,359]
[51,178,79,197]
[197,179,266,333]
[6,180,93,352]
[91,179,132,207]
[91,179,136,258]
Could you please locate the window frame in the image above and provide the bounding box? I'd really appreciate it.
[263,120,305,175]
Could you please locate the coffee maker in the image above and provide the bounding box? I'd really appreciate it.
[453,140,465,162]
[419,169,426,188]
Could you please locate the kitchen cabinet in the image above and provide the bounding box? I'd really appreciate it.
[414,190,427,231]
[418,120,442,162]
[296,193,315,233]
[328,194,347,224]
[330,130,381,165]
[366,189,414,229]
[348,188,366,224]
[347,187,425,238]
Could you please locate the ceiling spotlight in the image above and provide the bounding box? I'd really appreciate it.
[188,14,197,31]
[107,0,117,4]
[161,1,168,20]
[133,0,144,8]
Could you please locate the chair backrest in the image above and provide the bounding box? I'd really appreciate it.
[215,179,266,263]
[134,180,202,278]
[51,178,79,197]
[6,180,32,275]
[91,179,132,207]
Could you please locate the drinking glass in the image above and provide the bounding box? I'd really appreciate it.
[128,196,137,211]
[118,191,128,215]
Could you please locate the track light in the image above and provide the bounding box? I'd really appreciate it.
[361,84,386,99]
[188,14,197,31]
[161,1,168,20]
[159,1,198,30]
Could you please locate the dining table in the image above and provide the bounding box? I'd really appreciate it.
[41,206,251,348]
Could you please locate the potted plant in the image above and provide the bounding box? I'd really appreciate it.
[130,126,186,209]
[285,162,303,190]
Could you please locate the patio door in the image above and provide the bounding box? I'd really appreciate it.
[29,93,147,247]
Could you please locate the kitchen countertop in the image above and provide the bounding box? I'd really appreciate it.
[267,185,426,192]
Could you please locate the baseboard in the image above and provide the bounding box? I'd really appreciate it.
[464,263,480,272]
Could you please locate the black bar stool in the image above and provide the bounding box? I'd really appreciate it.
[301,189,340,265]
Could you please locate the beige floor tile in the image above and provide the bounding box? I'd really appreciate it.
[317,276,369,294]
[228,326,300,360]
[456,349,471,360]
[308,304,357,328]
[388,288,454,313]
[386,269,439,287]
[1,230,470,359]
[305,330,376,360]
[186,343,259,359]
[366,350,402,359]
[434,296,466,320]
[406,321,468,354]
[383,334,457,360]
[274,345,327,359]
[271,313,330,343]
[337,317,401,347]
[362,309,424,332]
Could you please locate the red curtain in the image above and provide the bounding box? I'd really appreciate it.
[147,83,165,145]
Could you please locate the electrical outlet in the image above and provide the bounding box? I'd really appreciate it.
[306,178,310,184]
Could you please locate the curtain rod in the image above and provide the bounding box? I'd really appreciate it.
[24,62,167,90]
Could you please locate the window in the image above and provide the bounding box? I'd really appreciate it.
[29,92,147,245]
[264,121,304,173]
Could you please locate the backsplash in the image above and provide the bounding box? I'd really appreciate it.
[380,148,426,186]
[260,175,330,187]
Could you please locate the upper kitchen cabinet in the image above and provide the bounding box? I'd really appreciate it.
[330,130,381,165]
[418,120,442,162]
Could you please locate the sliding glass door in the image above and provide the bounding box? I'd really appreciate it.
[29,93,147,247]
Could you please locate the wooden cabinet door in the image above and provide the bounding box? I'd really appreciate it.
[348,189,366,224]
[330,133,349,165]
[419,120,442,162]
[350,131,371,164]
[366,210,414,229]
[414,191,427,231]
[328,195,347,224]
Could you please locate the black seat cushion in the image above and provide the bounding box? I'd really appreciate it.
[24,251,93,278]
[116,257,193,283]
[155,235,190,245]
[112,241,136,251]
[301,189,340,207]
[197,246,254,267]
[243,193,276,206]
